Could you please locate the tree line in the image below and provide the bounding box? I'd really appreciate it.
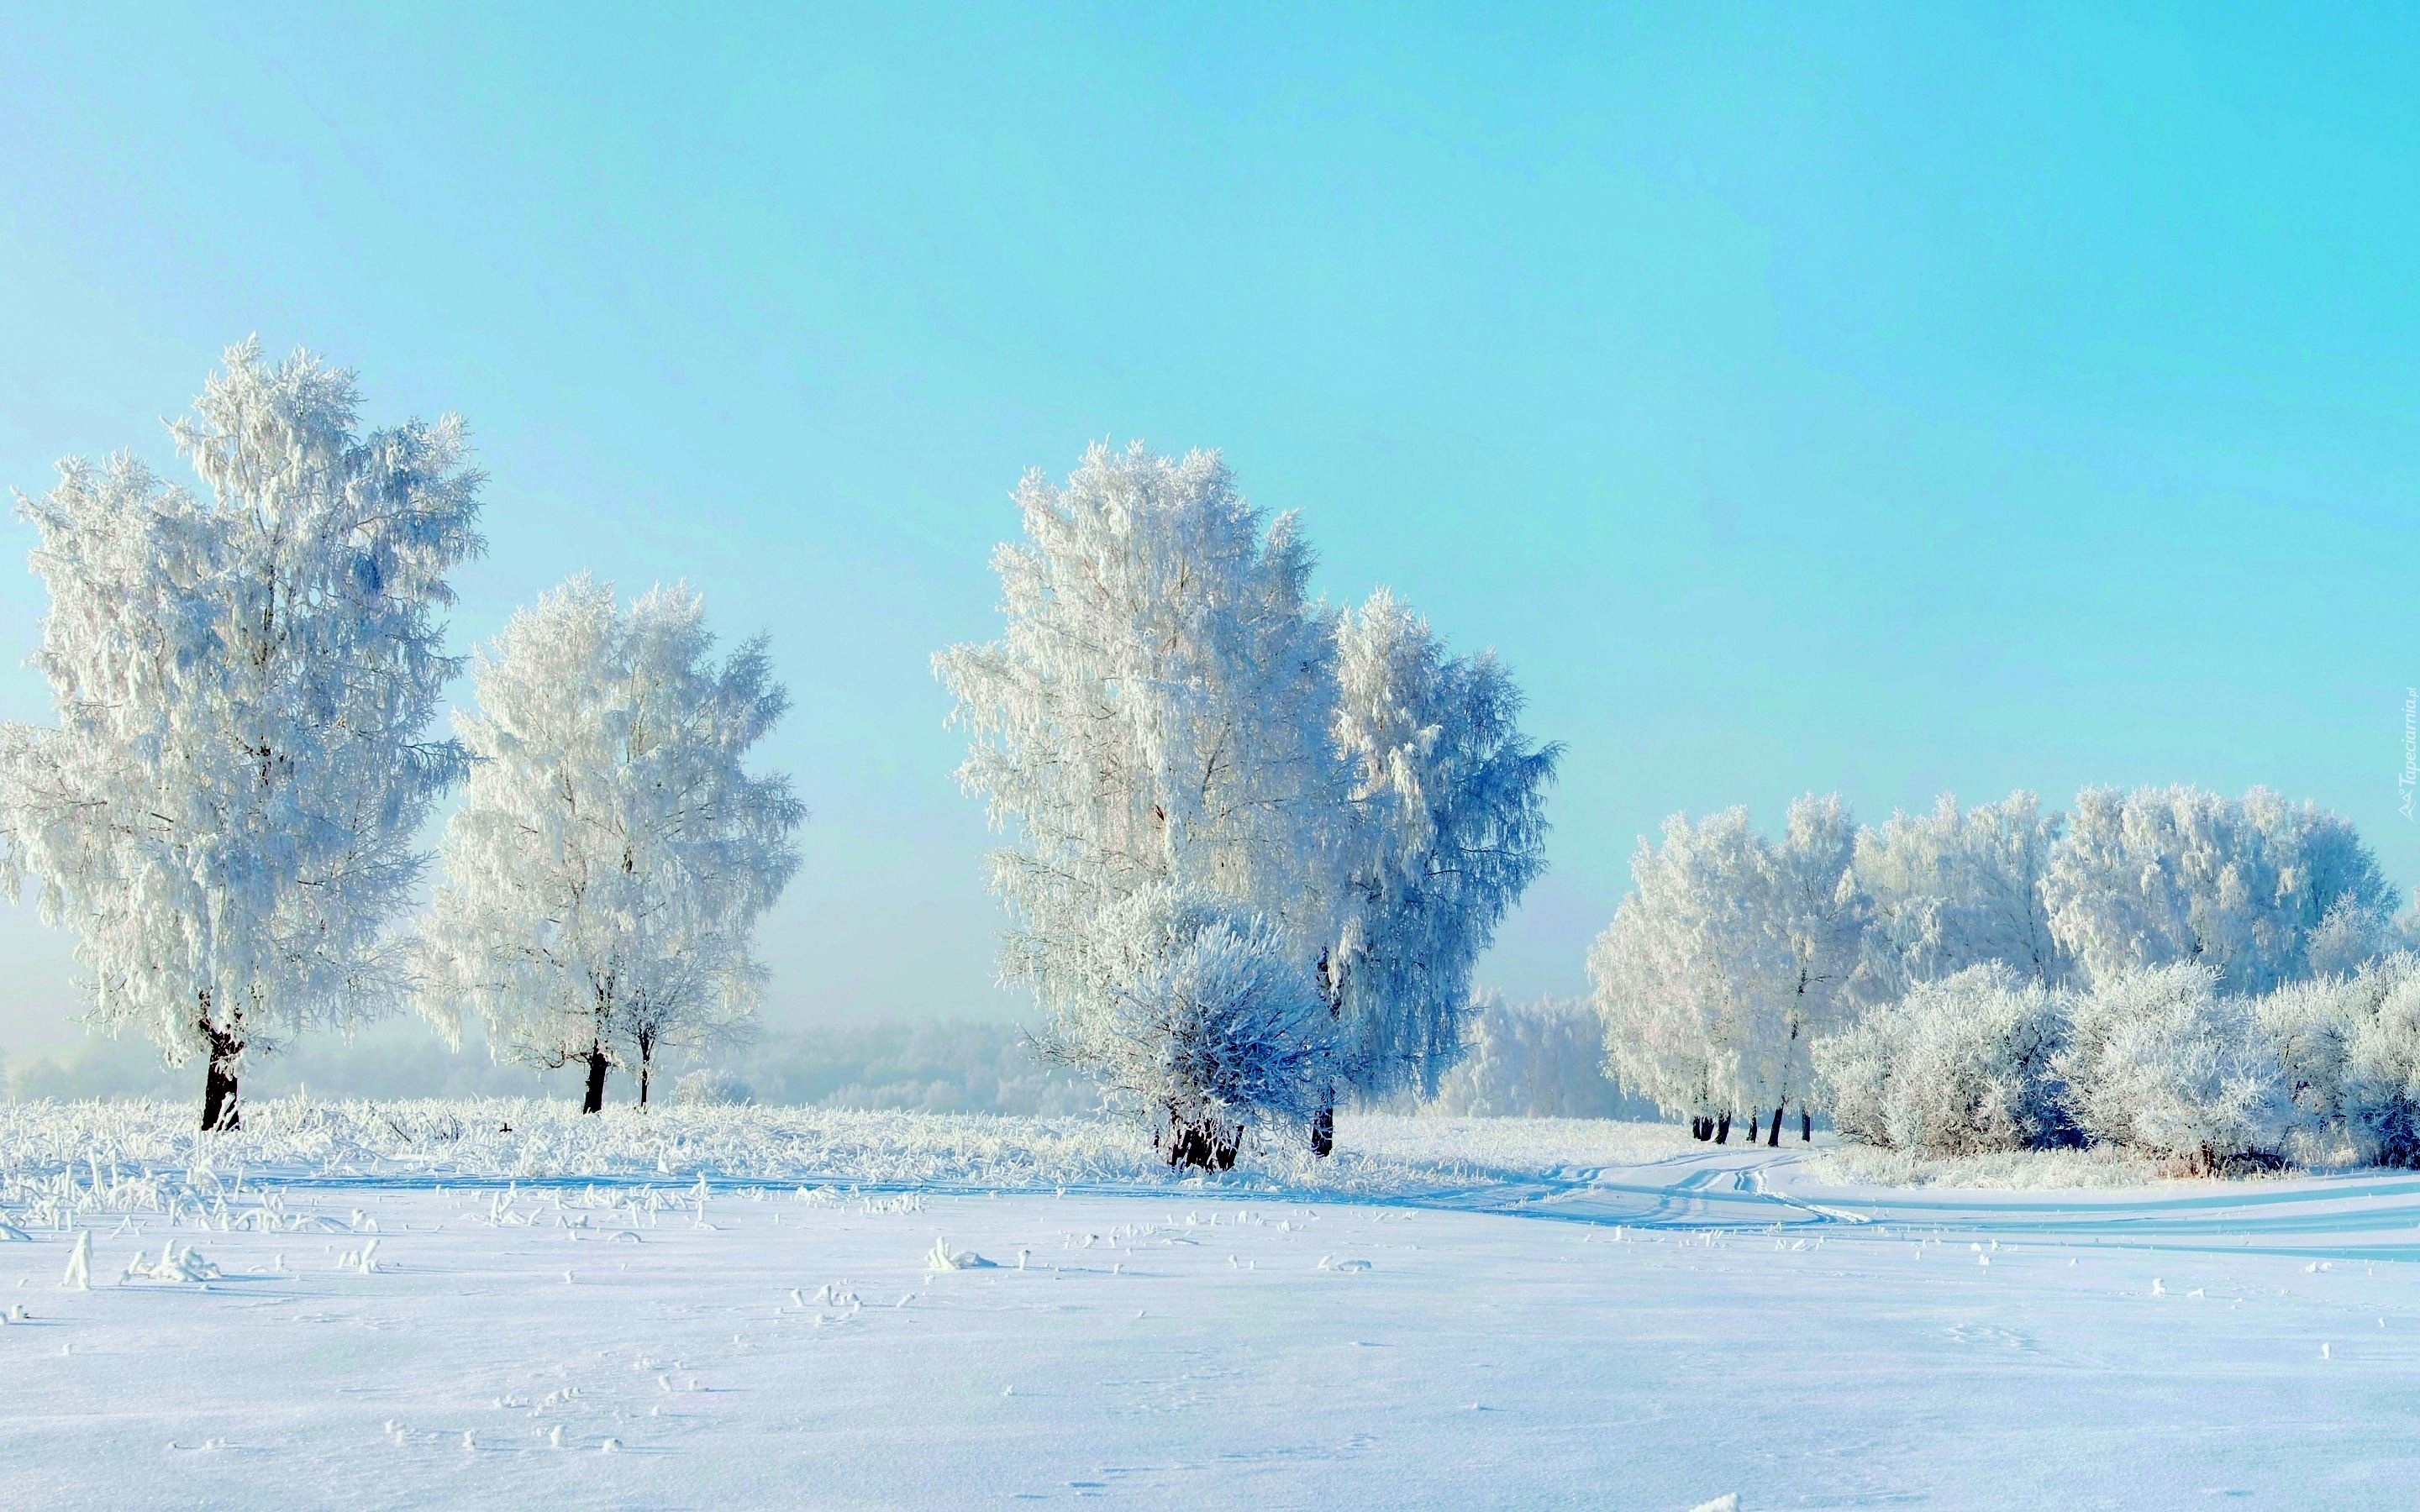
[7,342,2407,1177]
[1590,787,2415,1169]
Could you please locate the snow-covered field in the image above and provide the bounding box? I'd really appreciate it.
[8,1105,2420,1509]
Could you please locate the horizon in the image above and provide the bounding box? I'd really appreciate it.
[5,6,2417,1065]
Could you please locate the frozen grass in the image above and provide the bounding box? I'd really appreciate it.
[1339,1112,1699,1173]
[1808,1140,2178,1190]
[0,1098,1702,1221]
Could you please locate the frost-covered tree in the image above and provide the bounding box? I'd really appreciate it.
[2043,785,2399,994]
[0,341,482,1130]
[419,576,802,1111]
[935,444,1351,1162]
[937,444,1555,1163]
[1854,791,2068,1004]
[1326,590,1559,1123]
[1590,795,1868,1144]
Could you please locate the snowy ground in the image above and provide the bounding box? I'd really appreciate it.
[8,1108,2420,1508]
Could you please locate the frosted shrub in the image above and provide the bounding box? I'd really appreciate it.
[2255,969,2369,1152]
[2055,963,2291,1171]
[1040,888,1336,1168]
[2343,958,2420,1165]
[2265,953,2420,1165]
[1812,964,2067,1156]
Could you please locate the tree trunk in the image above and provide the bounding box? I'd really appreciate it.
[639,1054,651,1108]
[1715,1112,1731,1144]
[1690,1116,1707,1142]
[201,1053,239,1133]
[1767,1105,1783,1147]
[1310,1100,1334,1158]
[1746,1110,1760,1142]
[581,1047,610,1114]
[1801,1110,1812,1142]
[1166,1121,1239,1171]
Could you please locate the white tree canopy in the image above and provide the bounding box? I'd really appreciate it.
[1328,590,1559,1100]
[0,340,482,1126]
[2043,785,2400,993]
[1591,795,1868,1127]
[1854,790,2069,1004]
[936,443,1349,1006]
[936,444,1555,1158]
[419,575,802,1110]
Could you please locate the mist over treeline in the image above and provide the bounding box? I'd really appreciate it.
[0,995,1634,1119]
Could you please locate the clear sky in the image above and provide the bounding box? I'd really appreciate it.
[3,5,2416,1058]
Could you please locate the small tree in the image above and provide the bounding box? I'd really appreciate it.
[0,341,482,1129]
[936,444,1353,1163]
[419,576,802,1110]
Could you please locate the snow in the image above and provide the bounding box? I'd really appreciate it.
[7,1107,2420,1506]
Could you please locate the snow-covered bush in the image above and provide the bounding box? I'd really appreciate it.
[2054,963,2291,1171]
[2343,957,2420,1165]
[1038,887,1336,1168]
[1812,965,2068,1156]
[2260,953,2420,1166]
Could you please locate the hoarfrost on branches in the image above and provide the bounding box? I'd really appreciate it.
[418,575,802,1112]
[1588,795,1867,1142]
[935,444,1553,1163]
[0,340,483,1130]
[1328,590,1559,1106]
[1855,792,2069,1004]
[2043,785,2400,994]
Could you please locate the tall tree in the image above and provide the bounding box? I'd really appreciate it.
[0,341,482,1130]
[419,576,802,1110]
[939,444,1558,1163]
[1325,590,1559,1134]
[935,443,1350,1163]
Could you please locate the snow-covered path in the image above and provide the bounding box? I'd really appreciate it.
[8,1142,2420,1509]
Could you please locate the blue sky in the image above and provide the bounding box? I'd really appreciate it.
[3,5,2415,1053]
